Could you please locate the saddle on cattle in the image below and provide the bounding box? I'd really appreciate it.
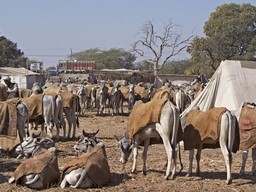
[0,102,17,138]
[127,99,168,138]
[0,100,20,151]
[12,150,60,188]
[20,94,43,120]
[239,102,256,150]
[153,87,172,100]
[183,107,227,150]
[61,145,111,187]
[59,92,77,108]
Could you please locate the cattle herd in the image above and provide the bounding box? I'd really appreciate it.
[0,76,256,190]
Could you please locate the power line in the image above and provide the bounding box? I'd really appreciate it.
[26,54,68,57]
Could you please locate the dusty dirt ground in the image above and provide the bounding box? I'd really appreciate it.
[0,108,256,192]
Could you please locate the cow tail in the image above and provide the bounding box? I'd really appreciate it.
[171,104,178,148]
[227,111,232,153]
[50,95,55,127]
[75,96,80,128]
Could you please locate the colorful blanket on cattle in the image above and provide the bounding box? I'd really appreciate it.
[239,102,256,150]
[128,99,168,138]
[20,94,43,120]
[62,145,111,187]
[183,107,227,150]
[13,151,60,187]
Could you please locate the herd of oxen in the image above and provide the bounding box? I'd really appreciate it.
[0,75,255,189]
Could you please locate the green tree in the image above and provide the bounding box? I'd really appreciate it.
[71,48,136,70]
[159,60,191,74]
[0,36,27,67]
[187,3,256,75]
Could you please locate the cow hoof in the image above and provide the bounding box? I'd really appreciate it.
[226,180,232,185]
[142,171,146,175]
[8,176,15,183]
[186,173,191,177]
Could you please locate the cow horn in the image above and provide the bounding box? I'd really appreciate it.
[114,135,119,141]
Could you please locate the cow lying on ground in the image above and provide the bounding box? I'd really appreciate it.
[8,150,60,189]
[181,106,240,184]
[60,144,111,189]
[15,132,56,158]
[115,99,182,180]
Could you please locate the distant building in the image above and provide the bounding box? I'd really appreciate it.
[57,60,96,74]
[0,67,45,89]
[30,62,43,72]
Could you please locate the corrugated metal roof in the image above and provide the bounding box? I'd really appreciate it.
[0,67,38,76]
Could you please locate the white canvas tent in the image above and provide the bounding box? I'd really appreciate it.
[181,60,256,118]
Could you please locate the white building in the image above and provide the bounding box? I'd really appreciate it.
[0,67,45,89]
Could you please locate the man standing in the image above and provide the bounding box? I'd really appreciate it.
[0,76,8,101]
[3,76,19,99]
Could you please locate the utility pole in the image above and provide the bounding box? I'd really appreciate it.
[70,48,73,60]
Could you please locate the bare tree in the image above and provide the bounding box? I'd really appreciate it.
[132,20,193,76]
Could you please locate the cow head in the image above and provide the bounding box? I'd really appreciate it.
[74,129,102,153]
[115,133,133,164]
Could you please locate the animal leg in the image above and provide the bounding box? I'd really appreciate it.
[60,177,68,189]
[24,174,40,185]
[186,149,194,177]
[240,150,248,175]
[65,110,72,138]
[142,139,150,175]
[71,169,87,188]
[251,148,256,175]
[159,132,174,180]
[219,112,232,184]
[72,118,76,138]
[195,147,202,176]
[131,140,139,174]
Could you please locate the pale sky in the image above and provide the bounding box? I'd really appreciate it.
[0,0,255,68]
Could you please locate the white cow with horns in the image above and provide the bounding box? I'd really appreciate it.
[115,99,183,180]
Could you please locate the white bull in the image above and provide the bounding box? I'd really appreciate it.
[181,107,239,184]
[115,100,181,180]
[77,85,88,116]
